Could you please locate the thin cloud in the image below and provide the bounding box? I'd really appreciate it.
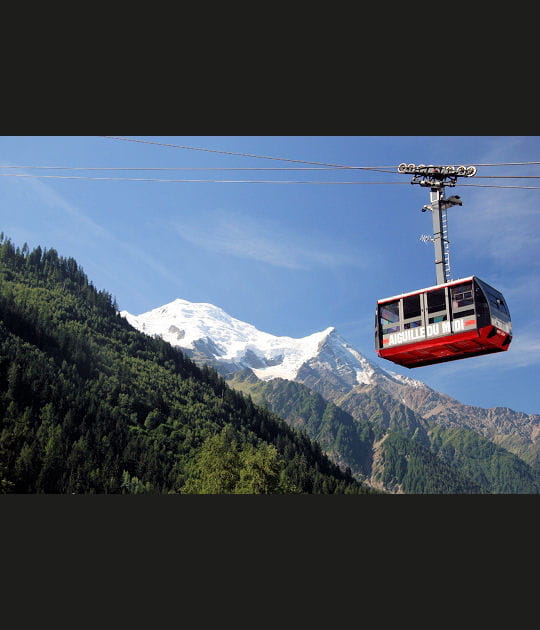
[173,209,363,270]
[5,173,183,287]
[495,330,540,370]
[456,188,540,267]
[6,173,110,239]
[452,139,540,269]
[424,329,540,379]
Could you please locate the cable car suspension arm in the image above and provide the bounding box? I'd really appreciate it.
[398,163,477,285]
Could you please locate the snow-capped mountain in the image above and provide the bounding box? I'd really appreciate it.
[120,298,424,390]
[121,297,539,470]
[122,298,333,380]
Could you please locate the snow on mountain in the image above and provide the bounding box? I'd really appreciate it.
[296,328,378,389]
[120,298,431,391]
[121,299,335,381]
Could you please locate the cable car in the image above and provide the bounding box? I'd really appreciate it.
[375,276,512,368]
[375,163,512,369]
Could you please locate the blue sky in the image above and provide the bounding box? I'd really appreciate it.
[1,135,539,415]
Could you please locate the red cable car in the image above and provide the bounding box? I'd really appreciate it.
[375,276,512,368]
[375,163,512,369]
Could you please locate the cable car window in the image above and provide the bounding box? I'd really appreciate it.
[473,282,490,327]
[451,284,473,308]
[480,282,511,321]
[453,308,475,319]
[404,320,422,329]
[403,294,421,319]
[429,314,447,324]
[427,288,446,313]
[380,301,400,334]
[489,298,509,319]
[403,294,422,329]
[496,298,509,315]
[489,295,509,317]
[380,301,399,324]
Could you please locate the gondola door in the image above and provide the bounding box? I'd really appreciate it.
[422,286,449,341]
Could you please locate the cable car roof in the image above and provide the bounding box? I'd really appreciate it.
[377,276,476,305]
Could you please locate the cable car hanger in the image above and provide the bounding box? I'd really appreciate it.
[374,163,512,369]
[397,162,477,285]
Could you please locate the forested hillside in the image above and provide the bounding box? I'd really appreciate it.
[227,369,539,493]
[228,370,484,493]
[0,235,376,494]
[428,425,539,493]
[228,369,375,478]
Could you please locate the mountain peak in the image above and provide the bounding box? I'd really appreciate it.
[123,299,428,393]
[122,300,339,381]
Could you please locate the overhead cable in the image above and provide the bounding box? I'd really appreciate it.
[0,173,406,184]
[99,136,540,170]
[0,164,395,172]
[3,172,540,188]
[2,165,540,179]
[99,136,394,170]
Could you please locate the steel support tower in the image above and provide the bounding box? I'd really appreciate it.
[398,163,477,285]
